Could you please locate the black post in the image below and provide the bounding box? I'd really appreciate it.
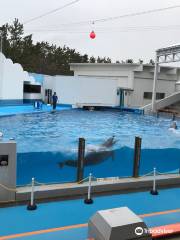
[133,136,142,178]
[77,138,85,183]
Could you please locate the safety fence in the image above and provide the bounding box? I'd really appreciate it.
[0,167,179,208]
[0,167,179,195]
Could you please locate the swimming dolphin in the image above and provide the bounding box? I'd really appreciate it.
[100,136,117,148]
[59,150,114,168]
[87,136,117,152]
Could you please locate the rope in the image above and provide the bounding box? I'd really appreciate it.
[139,171,154,178]
[0,200,16,204]
[0,168,177,194]
[0,181,32,192]
[34,176,90,187]
[0,183,17,192]
[156,169,180,175]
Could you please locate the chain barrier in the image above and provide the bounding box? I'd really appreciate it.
[0,183,17,192]
[139,171,154,178]
[34,176,90,187]
[156,169,180,175]
[0,168,178,194]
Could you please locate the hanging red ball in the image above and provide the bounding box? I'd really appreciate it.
[90,31,96,39]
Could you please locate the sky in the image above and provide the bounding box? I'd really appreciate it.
[0,0,180,63]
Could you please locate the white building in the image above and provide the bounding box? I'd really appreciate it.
[0,51,179,110]
[69,63,180,108]
[42,75,118,107]
[0,53,41,105]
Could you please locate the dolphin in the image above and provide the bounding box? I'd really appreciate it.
[100,135,117,148]
[59,150,114,168]
[87,136,117,152]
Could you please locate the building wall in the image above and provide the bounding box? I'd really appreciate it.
[132,77,176,107]
[0,53,32,101]
[71,64,142,91]
[70,63,178,108]
[132,68,177,107]
[42,65,178,108]
[43,75,118,106]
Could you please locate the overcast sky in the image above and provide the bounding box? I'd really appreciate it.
[0,0,180,63]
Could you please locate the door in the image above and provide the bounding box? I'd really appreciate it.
[45,89,52,104]
[119,89,124,107]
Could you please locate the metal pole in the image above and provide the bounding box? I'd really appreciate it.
[0,31,2,53]
[0,31,4,99]
[150,168,158,195]
[156,111,159,118]
[84,173,93,204]
[133,136,142,178]
[87,173,92,200]
[27,177,37,210]
[152,54,159,113]
[77,138,85,183]
[153,168,156,192]
[31,178,35,206]
[172,114,176,121]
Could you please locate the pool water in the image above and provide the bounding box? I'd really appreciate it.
[0,109,179,185]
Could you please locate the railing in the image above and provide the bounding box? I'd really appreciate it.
[142,91,180,113]
[0,168,179,192]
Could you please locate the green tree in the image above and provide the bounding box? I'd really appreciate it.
[0,23,10,55]
[89,56,96,63]
[126,59,133,64]
[0,19,116,75]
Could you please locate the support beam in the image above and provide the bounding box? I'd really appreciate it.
[0,30,2,53]
[152,44,180,112]
[152,55,159,112]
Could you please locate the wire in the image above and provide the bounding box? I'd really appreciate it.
[26,4,180,28]
[23,0,82,25]
[25,24,180,34]
[92,5,180,24]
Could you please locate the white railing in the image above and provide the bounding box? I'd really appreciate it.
[142,91,180,113]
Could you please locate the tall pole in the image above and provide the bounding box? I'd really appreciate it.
[152,53,159,112]
[77,138,85,182]
[0,30,3,100]
[0,30,2,53]
[133,136,142,178]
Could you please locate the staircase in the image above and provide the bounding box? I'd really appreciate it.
[142,91,180,114]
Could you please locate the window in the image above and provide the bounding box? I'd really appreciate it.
[0,155,8,166]
[156,92,165,100]
[144,92,152,99]
[24,84,41,94]
[143,92,165,100]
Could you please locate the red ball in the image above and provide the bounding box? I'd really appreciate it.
[90,31,96,39]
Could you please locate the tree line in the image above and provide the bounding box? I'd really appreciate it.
[0,19,154,76]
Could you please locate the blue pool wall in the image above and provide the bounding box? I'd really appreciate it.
[0,100,24,106]
[17,147,180,185]
[0,99,73,108]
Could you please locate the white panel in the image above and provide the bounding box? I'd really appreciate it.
[43,76,118,106]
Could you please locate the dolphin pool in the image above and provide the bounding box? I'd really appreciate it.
[0,109,179,185]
